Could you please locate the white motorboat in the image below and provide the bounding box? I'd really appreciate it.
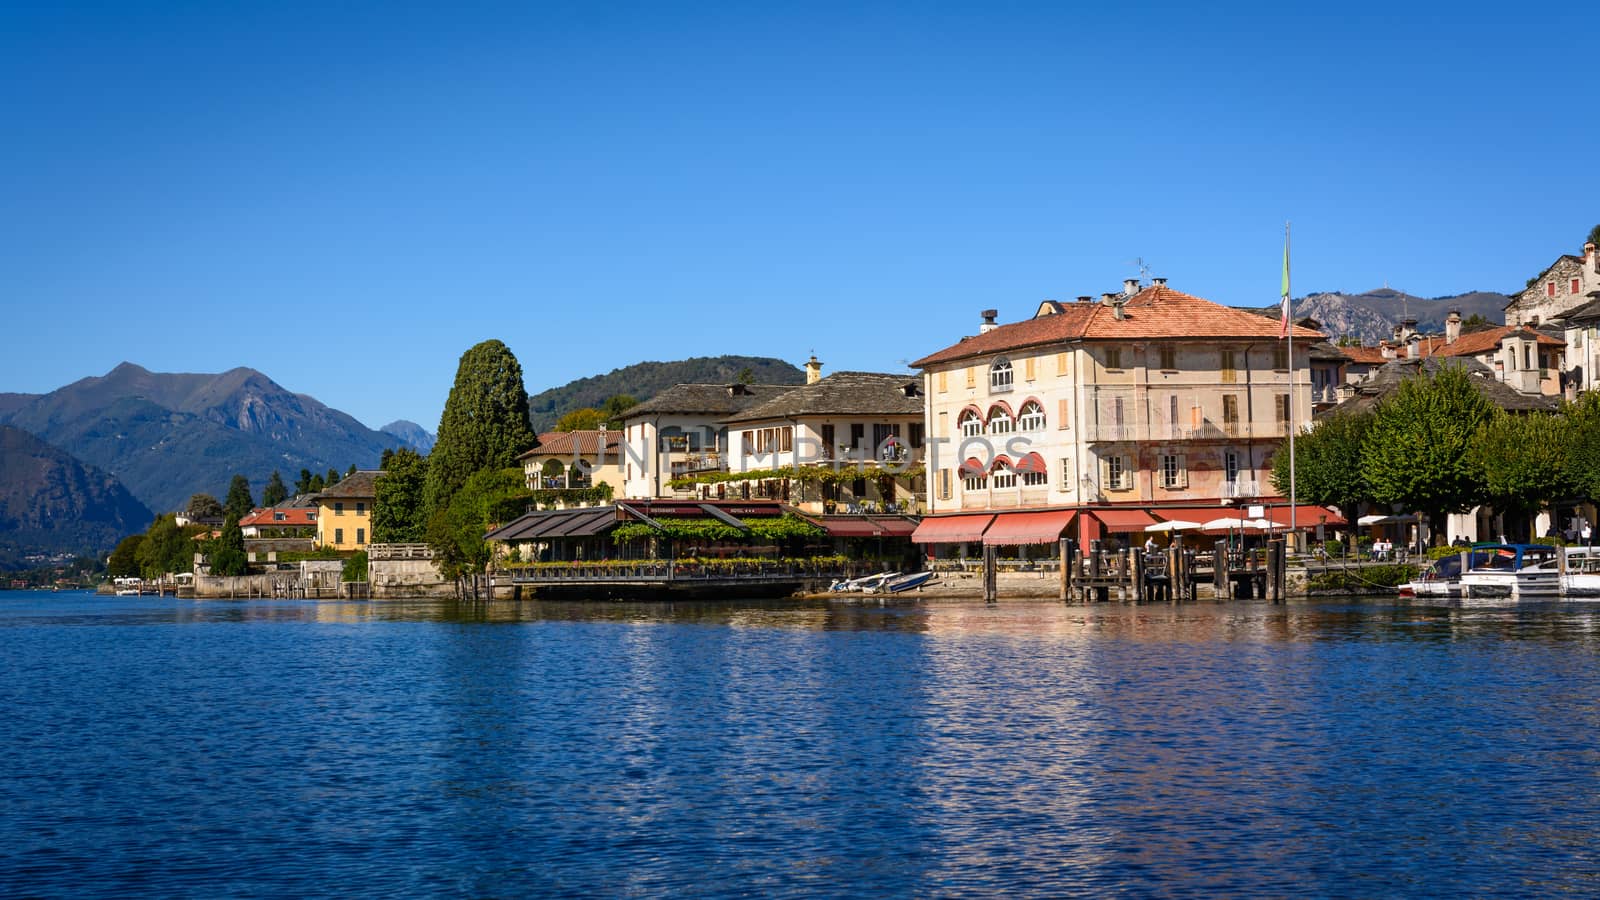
[1458,544,1559,602]
[828,572,899,593]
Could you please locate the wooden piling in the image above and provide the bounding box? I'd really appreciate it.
[983,544,997,603]
[1059,538,1070,602]
[1133,549,1146,603]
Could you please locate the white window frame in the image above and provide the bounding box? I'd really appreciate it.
[1017,401,1046,432]
[989,358,1014,392]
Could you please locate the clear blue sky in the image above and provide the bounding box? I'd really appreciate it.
[3,1,1594,431]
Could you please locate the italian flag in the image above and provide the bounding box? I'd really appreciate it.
[1279,237,1291,339]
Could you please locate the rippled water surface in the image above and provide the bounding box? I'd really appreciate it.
[5,591,1600,897]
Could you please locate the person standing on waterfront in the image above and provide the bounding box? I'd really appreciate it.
[1585,521,1593,546]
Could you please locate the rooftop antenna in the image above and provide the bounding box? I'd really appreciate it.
[1127,257,1153,284]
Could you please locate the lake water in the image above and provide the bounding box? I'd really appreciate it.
[4,590,1600,897]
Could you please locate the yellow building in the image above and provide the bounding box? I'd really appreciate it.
[315,470,380,550]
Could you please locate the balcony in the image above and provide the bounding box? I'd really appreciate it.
[1221,479,1260,499]
[670,452,725,476]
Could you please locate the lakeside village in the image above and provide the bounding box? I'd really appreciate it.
[97,239,1600,601]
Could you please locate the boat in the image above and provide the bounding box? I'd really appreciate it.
[1402,544,1557,601]
[1556,546,1600,597]
[1457,544,1559,602]
[828,572,899,593]
[874,571,937,594]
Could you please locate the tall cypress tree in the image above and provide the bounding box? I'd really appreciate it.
[425,339,536,515]
[373,449,430,543]
[261,471,289,507]
[224,475,255,521]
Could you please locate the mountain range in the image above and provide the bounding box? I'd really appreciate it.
[0,363,432,515]
[527,355,806,431]
[1289,288,1512,345]
[0,425,154,567]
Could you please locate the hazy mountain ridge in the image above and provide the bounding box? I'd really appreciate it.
[381,420,436,454]
[0,363,403,514]
[0,425,153,567]
[1291,288,1511,345]
[528,355,806,431]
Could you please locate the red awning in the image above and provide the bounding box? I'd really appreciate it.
[982,510,1077,546]
[1014,452,1048,474]
[958,457,986,477]
[1088,508,1158,533]
[911,514,995,544]
[824,516,920,538]
[1262,505,1346,528]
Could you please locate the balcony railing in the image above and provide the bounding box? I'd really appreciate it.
[1221,479,1260,499]
[1083,420,1292,442]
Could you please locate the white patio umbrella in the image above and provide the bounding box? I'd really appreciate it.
[1146,519,1203,532]
[1199,516,1251,531]
[1357,514,1388,526]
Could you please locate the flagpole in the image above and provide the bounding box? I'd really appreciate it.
[1286,222,1297,551]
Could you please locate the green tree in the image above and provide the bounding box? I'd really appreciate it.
[326,468,340,487]
[1563,392,1600,501]
[296,469,313,494]
[373,449,430,543]
[1467,411,1573,542]
[347,463,357,478]
[554,408,605,432]
[1361,364,1494,545]
[425,340,536,516]
[185,493,224,520]
[136,515,199,578]
[428,467,529,592]
[1587,223,1600,248]
[1271,410,1373,516]
[224,475,255,521]
[108,534,145,578]
[602,394,638,427]
[380,448,395,469]
[342,550,369,583]
[210,516,248,576]
[261,471,288,507]
[308,474,326,493]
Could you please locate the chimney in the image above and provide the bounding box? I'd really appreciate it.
[1101,292,1119,306]
[979,310,999,334]
[1402,318,1418,343]
[1152,277,1167,287]
[1407,340,1419,360]
[1076,295,1092,304]
[1588,241,1597,274]
[804,354,824,385]
[1123,278,1140,296]
[1113,301,1126,321]
[1445,310,1462,344]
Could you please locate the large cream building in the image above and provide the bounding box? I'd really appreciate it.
[910,281,1332,546]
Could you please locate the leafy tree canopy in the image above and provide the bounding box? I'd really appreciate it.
[308,474,326,493]
[1271,410,1372,516]
[136,514,202,578]
[296,469,314,494]
[1467,410,1573,540]
[554,408,606,432]
[373,448,430,543]
[209,516,248,576]
[1588,223,1600,248]
[1563,392,1600,501]
[108,534,145,578]
[428,467,529,579]
[185,493,224,520]
[425,340,536,516]
[1360,364,1493,543]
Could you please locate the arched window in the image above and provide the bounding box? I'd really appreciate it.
[960,457,987,492]
[1018,400,1046,432]
[959,409,984,437]
[989,358,1014,392]
[986,405,1014,435]
[540,459,566,489]
[990,458,1017,489]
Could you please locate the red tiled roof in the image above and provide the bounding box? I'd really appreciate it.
[1420,326,1562,359]
[911,285,1325,367]
[519,430,623,459]
[1338,346,1390,366]
[238,507,317,528]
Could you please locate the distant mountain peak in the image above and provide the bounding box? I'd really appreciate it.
[380,420,436,454]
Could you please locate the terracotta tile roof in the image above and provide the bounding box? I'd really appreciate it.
[1420,326,1562,359]
[722,372,923,424]
[238,507,317,528]
[1337,345,1390,366]
[519,430,623,459]
[910,285,1325,367]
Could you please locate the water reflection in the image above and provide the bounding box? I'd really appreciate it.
[7,592,1600,895]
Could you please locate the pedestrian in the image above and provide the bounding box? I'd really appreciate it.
[1584,522,1593,546]
[1143,535,1157,555]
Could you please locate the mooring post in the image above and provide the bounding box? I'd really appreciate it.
[1059,537,1070,602]
[1133,549,1145,603]
[983,544,997,603]
[1214,539,1228,599]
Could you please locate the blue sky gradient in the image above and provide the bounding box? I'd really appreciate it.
[3,1,1594,430]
